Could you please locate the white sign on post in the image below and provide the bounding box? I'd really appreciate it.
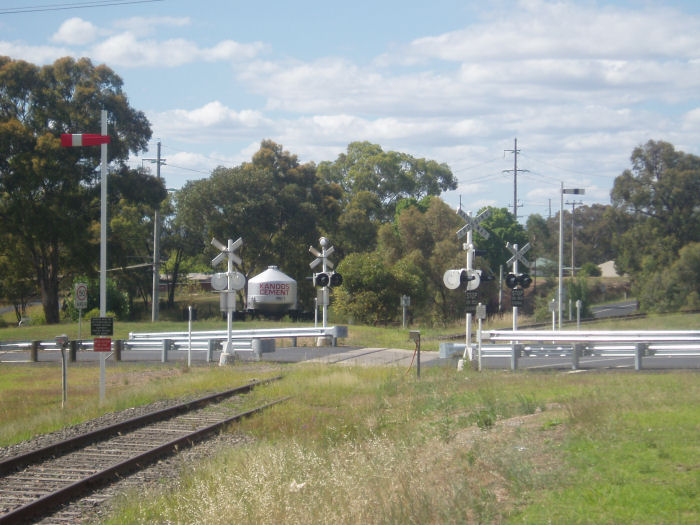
[75,283,88,310]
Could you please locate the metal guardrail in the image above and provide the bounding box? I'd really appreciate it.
[0,326,349,363]
[440,329,700,370]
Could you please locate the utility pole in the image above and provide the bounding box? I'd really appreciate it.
[503,138,528,221]
[565,199,583,277]
[144,142,166,322]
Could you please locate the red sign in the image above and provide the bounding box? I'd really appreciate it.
[93,337,112,352]
[60,134,111,147]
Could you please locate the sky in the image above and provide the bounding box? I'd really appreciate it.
[2,0,700,224]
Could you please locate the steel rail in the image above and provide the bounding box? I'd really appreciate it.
[0,376,280,476]
[0,396,289,525]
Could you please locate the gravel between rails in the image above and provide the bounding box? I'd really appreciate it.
[1,396,256,525]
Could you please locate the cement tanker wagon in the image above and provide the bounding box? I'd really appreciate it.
[246,266,298,318]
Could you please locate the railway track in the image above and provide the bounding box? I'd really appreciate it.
[0,377,287,525]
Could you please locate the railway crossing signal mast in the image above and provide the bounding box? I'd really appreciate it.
[504,242,532,330]
[211,237,245,365]
[444,208,491,369]
[309,237,342,329]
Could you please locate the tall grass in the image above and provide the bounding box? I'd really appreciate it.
[103,366,700,524]
[0,363,280,446]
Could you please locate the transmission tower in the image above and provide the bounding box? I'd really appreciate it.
[503,138,529,221]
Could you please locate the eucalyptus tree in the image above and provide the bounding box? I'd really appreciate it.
[317,141,457,222]
[0,56,152,323]
[611,140,700,311]
[174,140,342,310]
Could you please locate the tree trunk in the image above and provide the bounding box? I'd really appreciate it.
[37,241,61,324]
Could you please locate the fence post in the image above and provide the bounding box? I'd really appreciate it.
[207,339,217,363]
[114,339,123,361]
[30,340,40,362]
[635,343,647,371]
[69,340,79,362]
[511,343,522,371]
[162,339,173,363]
[572,343,583,370]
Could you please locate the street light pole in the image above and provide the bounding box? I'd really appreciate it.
[559,184,585,329]
[558,183,564,330]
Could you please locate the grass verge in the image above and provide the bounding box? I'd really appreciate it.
[0,363,280,446]
[102,366,699,524]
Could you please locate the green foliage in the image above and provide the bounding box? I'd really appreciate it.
[0,56,151,324]
[174,140,340,310]
[65,276,129,321]
[635,242,700,312]
[566,275,593,318]
[317,141,456,221]
[334,251,420,324]
[580,261,602,277]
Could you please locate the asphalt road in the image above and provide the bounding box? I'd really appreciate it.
[591,300,639,318]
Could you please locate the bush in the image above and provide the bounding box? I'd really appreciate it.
[65,277,130,321]
[580,262,601,277]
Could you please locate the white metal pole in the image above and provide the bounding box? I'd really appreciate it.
[227,240,233,356]
[477,304,483,372]
[99,110,107,403]
[100,110,107,317]
[188,305,192,367]
[463,223,473,362]
[322,246,328,328]
[558,182,564,330]
[513,244,519,331]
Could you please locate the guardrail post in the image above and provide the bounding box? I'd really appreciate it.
[114,339,123,361]
[572,343,584,370]
[30,340,40,362]
[291,337,297,347]
[69,340,79,362]
[162,339,173,363]
[635,343,647,371]
[207,339,217,363]
[511,343,522,371]
[251,338,263,361]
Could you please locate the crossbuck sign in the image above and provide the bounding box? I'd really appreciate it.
[457,208,491,240]
[506,242,531,268]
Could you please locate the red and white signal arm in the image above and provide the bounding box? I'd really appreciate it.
[61,134,111,147]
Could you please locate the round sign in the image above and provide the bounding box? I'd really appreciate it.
[76,283,87,301]
[230,271,246,291]
[443,269,462,290]
[465,270,481,291]
[211,273,228,291]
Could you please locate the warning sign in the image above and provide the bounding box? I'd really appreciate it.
[93,337,111,352]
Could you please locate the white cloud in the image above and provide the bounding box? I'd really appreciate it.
[90,32,265,67]
[51,18,99,46]
[149,101,272,142]
[398,1,700,63]
[0,41,71,64]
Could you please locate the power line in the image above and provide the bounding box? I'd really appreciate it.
[0,0,163,15]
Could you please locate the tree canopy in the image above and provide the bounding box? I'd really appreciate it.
[0,56,154,323]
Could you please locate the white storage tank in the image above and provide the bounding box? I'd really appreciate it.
[247,266,298,315]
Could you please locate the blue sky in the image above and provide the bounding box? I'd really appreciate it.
[3,0,700,223]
